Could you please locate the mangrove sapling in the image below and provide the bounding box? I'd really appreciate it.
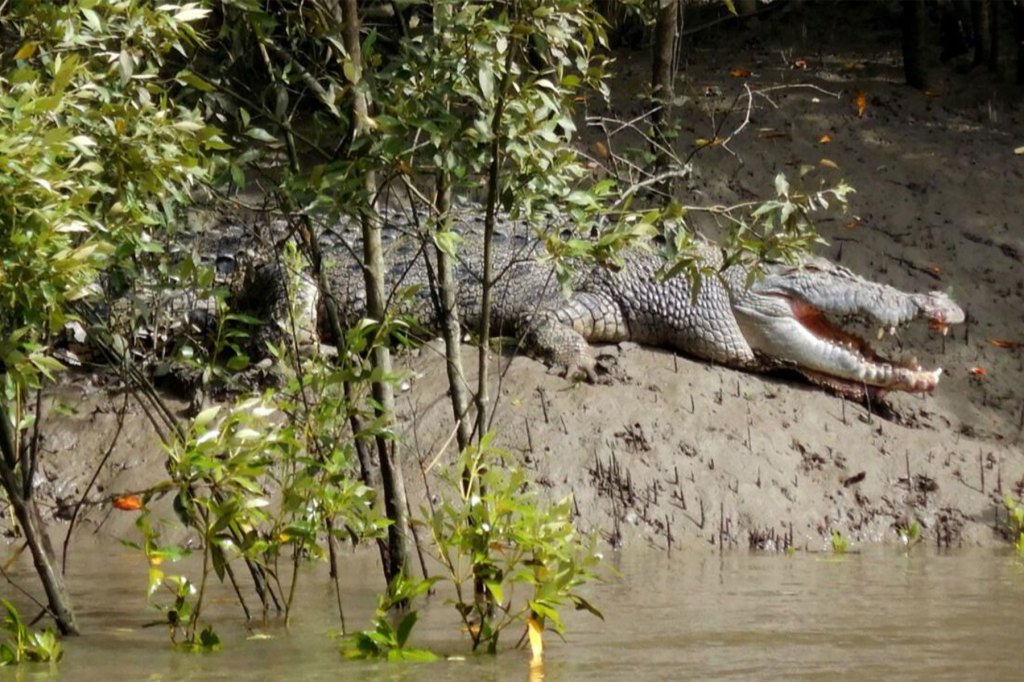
[161,252,262,411]
[0,0,222,634]
[830,530,851,555]
[0,600,63,666]
[425,435,604,654]
[341,574,439,662]
[1004,495,1024,556]
[131,314,395,647]
[339,0,412,587]
[897,521,924,552]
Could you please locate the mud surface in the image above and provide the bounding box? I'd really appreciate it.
[14,4,1024,553]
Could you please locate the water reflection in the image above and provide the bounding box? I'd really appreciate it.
[5,541,1024,680]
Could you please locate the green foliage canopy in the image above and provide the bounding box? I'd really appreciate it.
[0,0,224,393]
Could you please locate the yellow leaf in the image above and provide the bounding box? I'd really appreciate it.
[1014,146,1024,155]
[14,41,39,60]
[527,616,544,664]
[819,158,839,169]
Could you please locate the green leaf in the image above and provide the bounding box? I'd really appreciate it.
[395,610,418,648]
[484,579,504,605]
[225,354,250,371]
[342,59,359,84]
[177,70,215,92]
[174,6,211,23]
[478,66,494,100]
[198,625,221,650]
[774,172,790,198]
[388,648,439,662]
[433,229,463,257]
[572,594,604,620]
[81,7,102,31]
[192,405,221,429]
[210,543,227,581]
[245,127,277,142]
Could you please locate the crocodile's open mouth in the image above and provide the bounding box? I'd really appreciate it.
[789,300,948,395]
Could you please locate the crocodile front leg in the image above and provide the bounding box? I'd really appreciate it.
[524,292,629,380]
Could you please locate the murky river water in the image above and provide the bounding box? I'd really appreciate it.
[5,542,1024,681]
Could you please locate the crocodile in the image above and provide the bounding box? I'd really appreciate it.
[251,215,964,399]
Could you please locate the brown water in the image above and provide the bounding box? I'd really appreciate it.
[5,542,1024,681]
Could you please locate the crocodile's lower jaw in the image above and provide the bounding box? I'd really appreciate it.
[799,366,942,399]
[790,301,945,393]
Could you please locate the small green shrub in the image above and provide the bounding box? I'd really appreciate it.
[426,435,604,653]
[341,575,439,662]
[897,521,923,552]
[1005,495,1024,556]
[830,530,850,555]
[0,600,63,665]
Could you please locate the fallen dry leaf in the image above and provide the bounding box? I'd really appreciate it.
[969,367,986,376]
[729,67,752,78]
[593,140,609,159]
[855,91,867,118]
[112,494,143,511]
[758,129,788,139]
[818,134,832,144]
[792,59,809,69]
[1014,146,1024,155]
[819,158,839,169]
[988,338,1024,349]
[844,217,861,229]
[923,89,941,98]
[926,264,943,277]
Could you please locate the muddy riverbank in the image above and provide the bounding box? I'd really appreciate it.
[9,2,1024,554]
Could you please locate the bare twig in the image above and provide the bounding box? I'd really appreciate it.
[61,390,131,573]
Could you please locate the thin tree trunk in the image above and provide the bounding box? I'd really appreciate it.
[988,0,1000,73]
[972,0,992,67]
[434,176,473,455]
[902,0,928,90]
[651,0,680,195]
[431,1,472,456]
[0,397,79,635]
[341,0,409,583]
[475,45,516,444]
[1016,0,1024,84]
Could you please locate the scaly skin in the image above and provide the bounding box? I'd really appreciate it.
[316,225,964,397]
